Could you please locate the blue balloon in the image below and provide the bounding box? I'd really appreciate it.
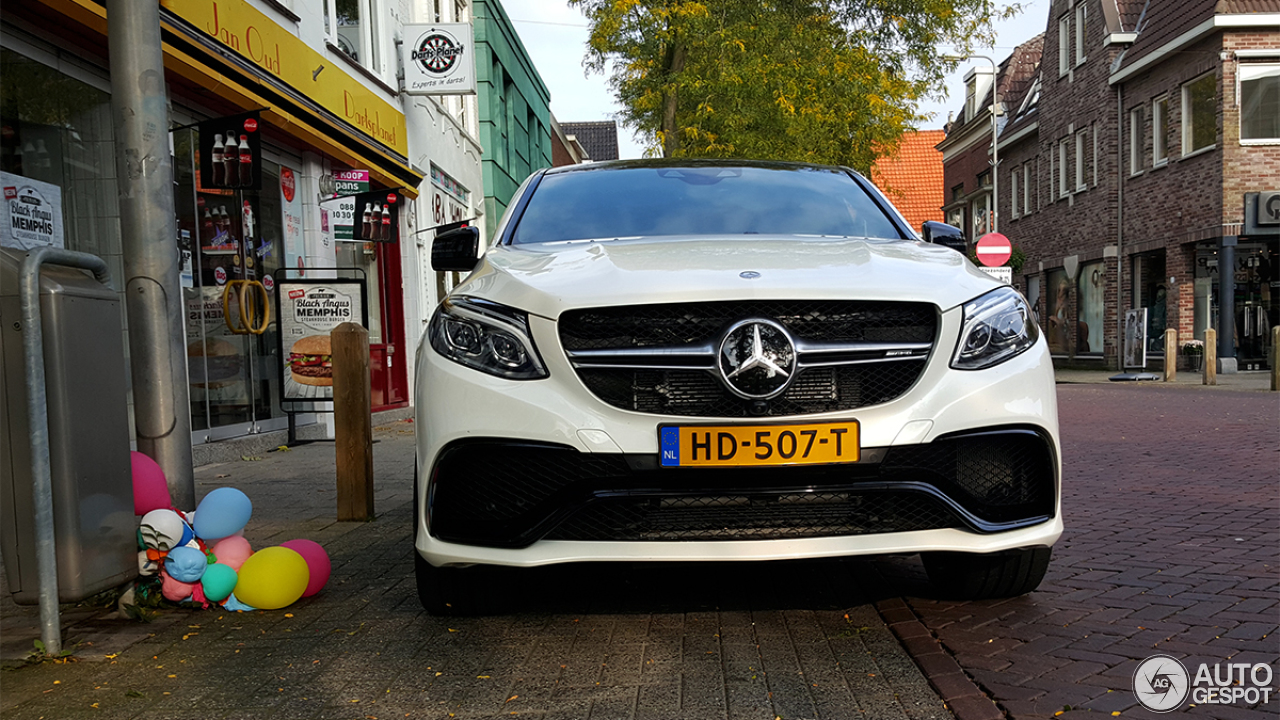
[192,487,253,541]
[165,546,208,583]
[179,521,194,548]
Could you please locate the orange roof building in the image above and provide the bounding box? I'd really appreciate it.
[871,129,946,232]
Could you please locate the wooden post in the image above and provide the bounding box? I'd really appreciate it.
[1203,328,1217,386]
[332,322,374,521]
[1163,329,1177,382]
[1271,326,1279,392]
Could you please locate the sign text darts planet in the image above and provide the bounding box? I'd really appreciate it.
[193,487,253,541]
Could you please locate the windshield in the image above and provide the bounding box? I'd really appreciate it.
[510,165,905,244]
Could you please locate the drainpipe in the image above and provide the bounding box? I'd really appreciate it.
[106,0,195,508]
[1116,83,1125,371]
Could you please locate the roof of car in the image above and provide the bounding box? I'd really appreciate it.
[542,158,857,176]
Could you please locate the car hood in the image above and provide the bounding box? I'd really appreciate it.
[456,236,1003,319]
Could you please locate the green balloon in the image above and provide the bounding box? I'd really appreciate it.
[201,563,238,602]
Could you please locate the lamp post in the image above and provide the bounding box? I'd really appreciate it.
[945,54,999,234]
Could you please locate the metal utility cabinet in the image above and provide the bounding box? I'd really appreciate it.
[1,247,137,604]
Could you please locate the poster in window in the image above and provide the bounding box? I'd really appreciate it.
[197,111,262,191]
[1,172,64,250]
[276,278,368,404]
[1077,262,1107,354]
[350,189,402,242]
[1046,270,1071,354]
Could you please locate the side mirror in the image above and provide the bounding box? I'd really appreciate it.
[921,221,967,254]
[431,226,481,272]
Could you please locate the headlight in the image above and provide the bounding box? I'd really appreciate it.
[951,287,1039,370]
[428,297,548,380]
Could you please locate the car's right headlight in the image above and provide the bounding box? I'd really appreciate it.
[428,297,548,380]
[951,287,1039,370]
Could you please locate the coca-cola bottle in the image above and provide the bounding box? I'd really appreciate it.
[238,135,253,187]
[380,204,392,240]
[361,203,373,240]
[201,208,215,244]
[223,130,238,186]
[368,204,382,240]
[211,134,225,187]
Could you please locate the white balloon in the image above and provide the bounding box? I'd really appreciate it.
[139,509,186,552]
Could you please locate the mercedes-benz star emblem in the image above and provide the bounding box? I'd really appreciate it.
[739,271,761,279]
[717,319,797,399]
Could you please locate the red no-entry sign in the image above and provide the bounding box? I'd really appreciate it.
[976,232,1012,267]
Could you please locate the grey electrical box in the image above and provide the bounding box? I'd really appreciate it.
[0,248,137,604]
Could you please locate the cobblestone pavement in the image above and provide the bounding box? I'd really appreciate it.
[874,383,1280,719]
[1,421,949,720]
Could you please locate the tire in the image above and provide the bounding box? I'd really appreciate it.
[922,547,1051,600]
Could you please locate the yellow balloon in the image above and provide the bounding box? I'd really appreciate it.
[233,547,309,610]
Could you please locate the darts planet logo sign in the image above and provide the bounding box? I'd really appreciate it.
[412,29,464,77]
[1134,655,1276,713]
[403,23,475,95]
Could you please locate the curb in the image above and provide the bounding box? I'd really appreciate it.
[875,597,1006,720]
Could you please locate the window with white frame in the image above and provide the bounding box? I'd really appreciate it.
[1011,167,1020,219]
[1023,162,1032,215]
[1182,72,1216,154]
[1058,139,1069,197]
[1091,123,1098,186]
[1075,3,1087,66]
[325,0,382,73]
[1153,95,1169,165]
[1129,106,1144,173]
[1058,15,1071,76]
[965,77,977,120]
[1240,63,1280,142]
[1047,145,1055,200]
[1075,130,1087,190]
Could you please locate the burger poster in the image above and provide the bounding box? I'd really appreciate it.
[277,279,367,402]
[1,172,64,251]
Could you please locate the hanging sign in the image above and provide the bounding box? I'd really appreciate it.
[1,172,64,250]
[197,111,263,191]
[350,189,402,242]
[402,23,477,95]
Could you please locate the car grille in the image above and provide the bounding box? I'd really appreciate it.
[559,301,937,417]
[428,429,1055,548]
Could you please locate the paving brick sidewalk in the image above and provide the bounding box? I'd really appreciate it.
[2,420,951,720]
[875,384,1280,719]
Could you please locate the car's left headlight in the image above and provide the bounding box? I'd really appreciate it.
[428,297,548,380]
[951,287,1039,370]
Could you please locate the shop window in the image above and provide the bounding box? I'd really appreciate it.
[1153,95,1169,165]
[1239,63,1279,143]
[1182,72,1216,155]
[1129,106,1144,174]
[970,192,990,239]
[1046,270,1070,354]
[325,0,382,73]
[1077,261,1106,354]
[0,49,119,263]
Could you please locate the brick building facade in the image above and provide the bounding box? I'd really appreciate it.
[941,0,1279,370]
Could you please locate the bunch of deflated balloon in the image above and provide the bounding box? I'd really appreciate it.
[132,452,331,612]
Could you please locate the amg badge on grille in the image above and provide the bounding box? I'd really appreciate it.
[717,319,797,399]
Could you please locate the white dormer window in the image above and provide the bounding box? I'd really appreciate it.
[965,78,977,119]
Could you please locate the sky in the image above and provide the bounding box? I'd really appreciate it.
[500,0,1052,160]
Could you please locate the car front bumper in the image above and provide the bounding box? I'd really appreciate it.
[415,309,1062,567]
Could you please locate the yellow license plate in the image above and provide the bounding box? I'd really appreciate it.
[659,422,860,468]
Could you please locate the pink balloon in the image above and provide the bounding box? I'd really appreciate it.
[211,536,253,571]
[131,451,172,516]
[279,539,330,597]
[160,570,194,602]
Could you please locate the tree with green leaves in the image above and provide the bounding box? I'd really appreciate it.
[571,0,1019,172]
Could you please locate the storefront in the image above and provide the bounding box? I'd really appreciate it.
[1195,238,1278,371]
[2,0,422,445]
